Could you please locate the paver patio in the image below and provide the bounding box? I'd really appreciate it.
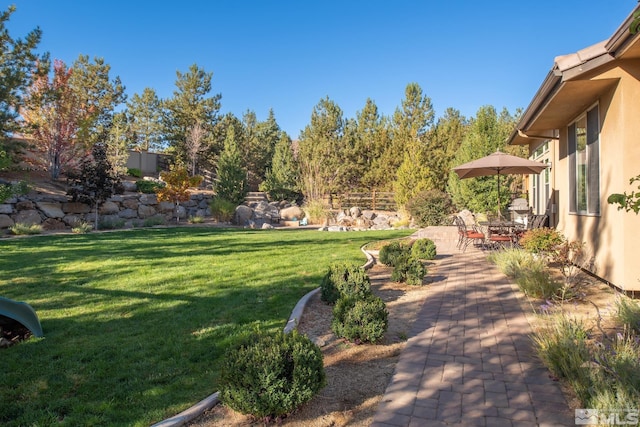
[372,226,575,427]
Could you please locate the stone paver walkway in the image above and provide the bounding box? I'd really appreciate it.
[372,227,574,427]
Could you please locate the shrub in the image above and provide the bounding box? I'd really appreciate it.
[98,218,126,230]
[519,228,565,254]
[406,189,453,227]
[331,294,388,343]
[378,241,411,267]
[127,168,142,178]
[302,198,327,225]
[188,215,204,224]
[143,216,165,227]
[10,223,43,235]
[71,221,93,234]
[320,262,371,304]
[391,255,427,286]
[219,330,325,421]
[616,296,640,334]
[489,249,562,299]
[136,179,164,194]
[0,180,29,203]
[531,314,592,402]
[411,238,437,260]
[209,197,236,223]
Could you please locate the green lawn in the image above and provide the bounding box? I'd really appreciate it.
[0,227,412,426]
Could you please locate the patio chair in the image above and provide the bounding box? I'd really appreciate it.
[487,224,517,250]
[454,216,486,252]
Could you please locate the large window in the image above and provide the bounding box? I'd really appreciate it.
[568,105,600,215]
[532,141,550,215]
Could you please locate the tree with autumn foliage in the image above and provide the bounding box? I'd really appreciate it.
[21,59,83,179]
[156,165,203,223]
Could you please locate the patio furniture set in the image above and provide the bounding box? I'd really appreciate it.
[454,214,548,251]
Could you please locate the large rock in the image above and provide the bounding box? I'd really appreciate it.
[63,202,91,214]
[36,202,65,219]
[373,215,389,225]
[349,206,362,218]
[0,204,13,214]
[234,205,253,225]
[122,181,137,192]
[122,198,139,210]
[16,201,35,211]
[138,204,156,219]
[42,218,66,230]
[118,208,138,219]
[0,214,14,228]
[280,206,304,221]
[458,209,476,227]
[139,194,157,205]
[62,215,84,227]
[100,201,120,215]
[13,209,42,225]
[157,201,175,213]
[362,210,377,221]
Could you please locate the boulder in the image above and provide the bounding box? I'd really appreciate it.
[458,209,476,227]
[62,215,84,227]
[234,205,253,225]
[100,201,120,215]
[36,202,65,219]
[118,208,138,219]
[176,205,186,219]
[349,206,362,218]
[0,204,13,214]
[157,201,175,212]
[139,194,158,205]
[16,201,35,211]
[122,198,139,210]
[362,210,377,221]
[63,202,91,214]
[373,215,389,225]
[109,195,124,203]
[280,206,304,221]
[0,214,14,228]
[13,209,42,225]
[138,204,156,219]
[261,223,274,230]
[122,181,137,192]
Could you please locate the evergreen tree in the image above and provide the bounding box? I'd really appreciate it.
[448,106,519,214]
[163,64,221,166]
[297,97,345,200]
[0,6,47,168]
[214,127,248,205]
[357,99,394,191]
[67,143,123,229]
[429,108,468,192]
[392,83,435,207]
[127,87,164,152]
[260,133,299,201]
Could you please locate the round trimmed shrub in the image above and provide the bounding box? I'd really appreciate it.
[411,238,437,260]
[219,330,326,420]
[320,262,371,304]
[392,255,427,286]
[378,241,411,267]
[331,294,388,343]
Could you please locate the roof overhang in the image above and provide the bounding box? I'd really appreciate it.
[508,5,640,147]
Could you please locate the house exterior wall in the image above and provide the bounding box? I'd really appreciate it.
[535,60,640,292]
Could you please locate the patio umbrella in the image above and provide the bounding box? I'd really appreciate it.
[452,150,549,218]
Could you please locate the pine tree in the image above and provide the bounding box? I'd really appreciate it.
[214,127,248,205]
[260,133,299,201]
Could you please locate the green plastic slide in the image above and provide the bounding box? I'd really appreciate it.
[0,296,43,337]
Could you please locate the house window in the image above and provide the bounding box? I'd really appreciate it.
[568,105,600,215]
[532,141,550,215]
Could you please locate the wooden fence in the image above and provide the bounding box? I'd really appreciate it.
[329,191,396,211]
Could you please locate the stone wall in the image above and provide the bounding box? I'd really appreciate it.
[0,192,215,231]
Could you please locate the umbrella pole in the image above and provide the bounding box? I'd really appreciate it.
[497,172,501,220]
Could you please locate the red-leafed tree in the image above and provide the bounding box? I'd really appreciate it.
[21,59,84,179]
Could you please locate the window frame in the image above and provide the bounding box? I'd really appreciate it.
[567,104,600,216]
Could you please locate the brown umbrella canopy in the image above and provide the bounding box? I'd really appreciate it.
[453,151,549,217]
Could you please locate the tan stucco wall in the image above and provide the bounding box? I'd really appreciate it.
[540,59,640,291]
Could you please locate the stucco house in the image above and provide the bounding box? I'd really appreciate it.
[508,5,640,294]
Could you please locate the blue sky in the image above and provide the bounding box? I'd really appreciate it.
[6,1,636,138]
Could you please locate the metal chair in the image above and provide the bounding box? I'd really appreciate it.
[455,216,486,252]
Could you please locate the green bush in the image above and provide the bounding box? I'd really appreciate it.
[143,216,166,227]
[406,189,453,227]
[391,255,426,286]
[127,168,142,178]
[136,179,165,194]
[411,238,437,260]
[98,218,126,230]
[331,294,388,343]
[616,297,640,334]
[10,223,43,235]
[209,197,236,223]
[320,262,371,304]
[71,221,93,234]
[219,330,325,421]
[519,228,565,254]
[378,241,411,267]
[0,180,29,203]
[188,215,205,224]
